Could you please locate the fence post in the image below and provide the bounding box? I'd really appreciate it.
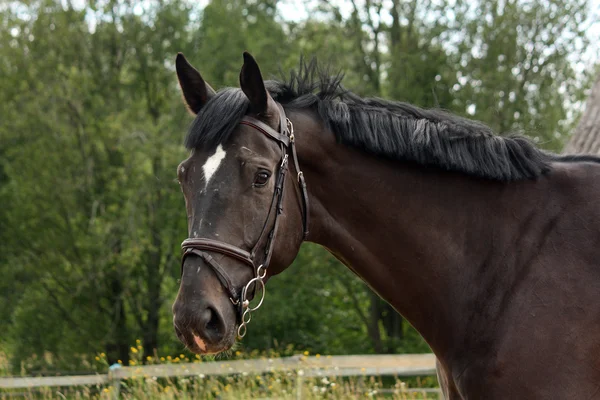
[108,363,121,400]
[296,370,304,400]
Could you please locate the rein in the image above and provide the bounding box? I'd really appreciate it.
[181,103,309,338]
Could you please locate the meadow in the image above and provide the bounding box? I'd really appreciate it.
[0,347,439,399]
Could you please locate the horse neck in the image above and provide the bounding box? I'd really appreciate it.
[293,111,544,359]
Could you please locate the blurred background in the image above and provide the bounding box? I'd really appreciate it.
[1,0,599,376]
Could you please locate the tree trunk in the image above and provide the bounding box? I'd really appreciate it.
[563,73,600,155]
[106,275,130,366]
[370,295,404,353]
[381,302,404,343]
[143,239,161,360]
[368,292,385,353]
[142,156,164,361]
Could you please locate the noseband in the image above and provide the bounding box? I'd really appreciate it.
[180,103,309,338]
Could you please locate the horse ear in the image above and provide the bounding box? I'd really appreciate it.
[176,53,216,115]
[239,52,272,116]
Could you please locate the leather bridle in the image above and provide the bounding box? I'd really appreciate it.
[180,103,309,338]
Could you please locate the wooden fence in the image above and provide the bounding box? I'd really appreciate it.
[0,353,440,398]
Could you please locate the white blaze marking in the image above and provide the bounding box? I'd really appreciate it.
[202,144,226,188]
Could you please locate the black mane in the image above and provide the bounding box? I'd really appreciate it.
[185,58,586,181]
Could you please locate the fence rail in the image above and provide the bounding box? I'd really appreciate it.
[0,353,440,398]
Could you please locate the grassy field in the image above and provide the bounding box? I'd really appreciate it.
[0,347,440,399]
[1,376,439,399]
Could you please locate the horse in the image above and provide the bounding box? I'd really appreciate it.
[171,52,600,399]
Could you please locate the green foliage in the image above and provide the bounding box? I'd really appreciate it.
[451,0,591,151]
[0,0,192,372]
[189,0,291,87]
[0,0,597,375]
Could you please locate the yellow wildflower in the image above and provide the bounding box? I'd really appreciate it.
[95,356,100,361]
[303,351,309,356]
[316,354,321,358]
[130,347,138,354]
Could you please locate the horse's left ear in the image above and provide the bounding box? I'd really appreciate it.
[239,52,274,116]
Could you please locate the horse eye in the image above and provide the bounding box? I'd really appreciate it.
[253,171,271,187]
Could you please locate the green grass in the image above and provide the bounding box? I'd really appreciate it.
[0,347,440,399]
[1,374,439,399]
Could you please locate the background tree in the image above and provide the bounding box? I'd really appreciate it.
[452,0,590,151]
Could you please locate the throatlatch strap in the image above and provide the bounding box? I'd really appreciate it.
[290,137,309,239]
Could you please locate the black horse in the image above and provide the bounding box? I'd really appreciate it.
[171,52,600,399]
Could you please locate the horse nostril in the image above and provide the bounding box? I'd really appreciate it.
[205,307,220,332]
[174,302,226,348]
[196,305,225,342]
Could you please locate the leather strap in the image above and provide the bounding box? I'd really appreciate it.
[290,133,310,239]
[240,117,290,147]
[261,147,288,268]
[182,249,240,300]
[182,238,253,266]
